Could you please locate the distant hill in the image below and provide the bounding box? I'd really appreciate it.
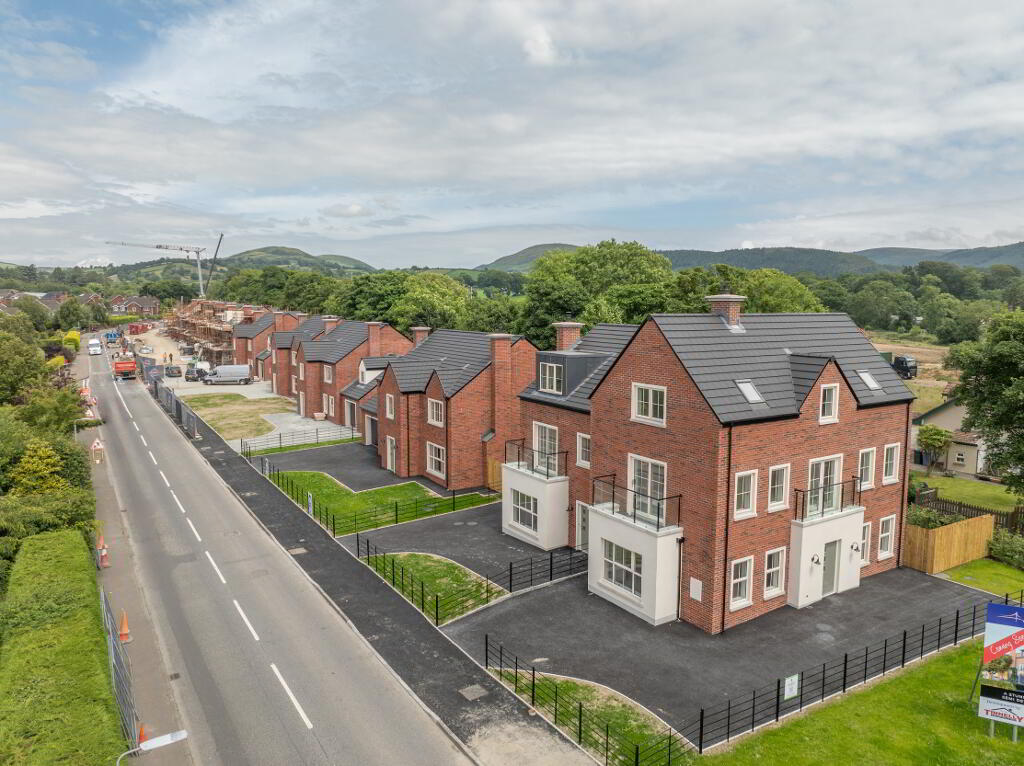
[477,243,579,272]
[224,246,375,274]
[929,242,1024,269]
[853,247,954,266]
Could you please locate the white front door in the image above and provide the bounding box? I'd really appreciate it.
[299,391,305,417]
[575,501,589,551]
[386,436,396,472]
[822,539,840,596]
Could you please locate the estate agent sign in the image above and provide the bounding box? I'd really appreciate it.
[980,603,1024,727]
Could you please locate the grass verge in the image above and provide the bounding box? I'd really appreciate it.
[0,530,126,764]
[704,640,1017,766]
[911,471,1018,512]
[181,392,295,440]
[491,667,679,764]
[944,558,1024,596]
[906,380,946,415]
[366,551,506,622]
[272,470,494,533]
[250,436,360,455]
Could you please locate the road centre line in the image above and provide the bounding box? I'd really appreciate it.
[270,663,313,730]
[113,375,132,417]
[140,435,148,447]
[133,422,140,432]
[205,551,226,584]
[233,600,260,642]
[159,470,170,488]
[170,491,187,514]
[148,450,157,465]
[186,517,202,542]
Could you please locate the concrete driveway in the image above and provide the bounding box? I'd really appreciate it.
[264,441,448,493]
[443,567,989,731]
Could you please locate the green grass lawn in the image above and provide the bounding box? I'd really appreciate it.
[271,470,494,533]
[492,668,675,764]
[251,436,359,455]
[366,551,506,622]
[181,392,295,440]
[944,558,1024,597]
[912,471,1019,512]
[704,640,1018,766]
[906,380,945,415]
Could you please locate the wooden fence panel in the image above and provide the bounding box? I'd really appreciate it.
[903,514,995,574]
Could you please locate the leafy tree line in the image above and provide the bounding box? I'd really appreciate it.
[211,241,824,348]
[799,260,1021,343]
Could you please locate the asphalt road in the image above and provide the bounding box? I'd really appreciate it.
[88,345,473,766]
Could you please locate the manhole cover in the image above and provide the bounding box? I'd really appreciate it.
[459,684,488,701]
[288,547,308,555]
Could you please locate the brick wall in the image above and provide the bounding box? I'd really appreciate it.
[375,367,405,475]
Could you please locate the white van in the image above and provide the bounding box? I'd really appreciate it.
[203,364,252,385]
[88,339,103,356]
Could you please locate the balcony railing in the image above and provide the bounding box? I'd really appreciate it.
[504,439,567,479]
[794,476,863,521]
[591,476,682,530]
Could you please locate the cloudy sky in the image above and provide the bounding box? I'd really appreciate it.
[3,0,1024,269]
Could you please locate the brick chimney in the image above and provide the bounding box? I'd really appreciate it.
[411,326,430,346]
[552,321,584,351]
[705,294,747,329]
[489,334,515,460]
[366,321,384,356]
[322,315,340,332]
[275,311,302,331]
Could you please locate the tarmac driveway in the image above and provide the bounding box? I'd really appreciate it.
[442,567,989,731]
[339,503,545,578]
[265,442,445,493]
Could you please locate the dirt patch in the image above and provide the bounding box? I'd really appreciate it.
[467,721,591,766]
[181,393,295,440]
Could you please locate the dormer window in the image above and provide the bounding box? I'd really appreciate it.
[856,370,881,390]
[736,380,764,404]
[539,362,564,394]
[819,384,838,424]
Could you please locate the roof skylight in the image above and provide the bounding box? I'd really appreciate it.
[736,379,765,404]
[856,370,881,390]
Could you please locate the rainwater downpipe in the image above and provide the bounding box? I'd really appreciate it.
[720,424,734,633]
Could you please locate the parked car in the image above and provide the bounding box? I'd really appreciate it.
[185,367,201,381]
[140,345,154,354]
[202,364,251,385]
[165,365,182,377]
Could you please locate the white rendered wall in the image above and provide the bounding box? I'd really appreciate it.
[788,506,865,609]
[501,463,569,550]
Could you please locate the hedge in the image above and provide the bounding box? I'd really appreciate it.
[0,530,125,764]
[989,529,1024,570]
[906,504,965,530]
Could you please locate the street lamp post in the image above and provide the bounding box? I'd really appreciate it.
[115,730,188,764]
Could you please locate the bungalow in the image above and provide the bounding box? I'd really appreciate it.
[911,398,989,477]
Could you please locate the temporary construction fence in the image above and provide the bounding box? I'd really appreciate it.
[486,586,1024,763]
[253,457,495,536]
[240,425,358,455]
[355,536,587,624]
[150,377,201,439]
[100,589,140,749]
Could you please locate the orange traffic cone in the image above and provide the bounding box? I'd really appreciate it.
[96,533,105,551]
[118,610,133,644]
[99,546,110,568]
[138,724,147,744]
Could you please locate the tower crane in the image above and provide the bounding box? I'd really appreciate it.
[105,238,222,297]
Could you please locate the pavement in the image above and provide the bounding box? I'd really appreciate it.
[181,398,590,764]
[339,503,547,579]
[86,338,485,766]
[443,565,991,732]
[264,441,449,493]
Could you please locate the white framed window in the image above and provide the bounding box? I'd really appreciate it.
[808,454,843,516]
[878,515,895,559]
[856,370,881,390]
[819,384,838,424]
[322,393,328,414]
[860,522,871,566]
[298,362,305,381]
[385,393,395,419]
[291,349,297,366]
[533,421,560,475]
[323,365,332,383]
[267,337,271,350]
[730,556,753,610]
[427,398,445,427]
[246,339,252,351]
[511,489,538,531]
[858,448,876,490]
[764,547,786,599]
[629,454,667,520]
[538,362,564,394]
[426,442,446,479]
[631,383,666,427]
[576,433,591,468]
[955,451,966,465]
[882,443,900,485]
[734,470,758,519]
[767,464,789,511]
[602,540,642,597]
[291,375,297,394]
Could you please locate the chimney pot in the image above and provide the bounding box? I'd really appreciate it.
[411,326,430,346]
[705,293,747,328]
[552,321,584,351]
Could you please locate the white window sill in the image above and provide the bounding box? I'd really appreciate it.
[538,387,564,395]
[577,461,591,469]
[427,420,444,428]
[860,484,875,491]
[763,590,785,601]
[877,552,893,561]
[513,520,538,534]
[630,416,666,428]
[729,600,752,612]
[818,417,838,425]
[601,579,642,601]
[766,504,788,513]
[734,510,756,521]
[426,469,446,480]
[860,560,870,568]
[881,477,899,486]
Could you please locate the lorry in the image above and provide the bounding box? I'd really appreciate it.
[113,360,137,380]
[202,364,251,385]
[104,330,121,345]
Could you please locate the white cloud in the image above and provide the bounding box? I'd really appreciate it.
[320,203,373,218]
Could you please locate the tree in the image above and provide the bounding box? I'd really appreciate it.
[847,281,917,330]
[668,265,824,314]
[388,273,470,332]
[0,408,33,492]
[917,424,952,476]
[604,283,668,324]
[580,295,624,328]
[462,294,521,333]
[15,388,83,435]
[325,271,409,320]
[8,438,71,496]
[54,297,87,331]
[12,296,48,331]
[570,240,673,296]
[88,302,109,326]
[519,251,589,348]
[0,313,37,343]
[946,311,1024,496]
[1004,277,1024,310]
[0,332,47,404]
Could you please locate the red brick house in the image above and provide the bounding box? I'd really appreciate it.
[270,316,333,398]
[232,311,303,372]
[375,328,538,491]
[294,321,412,423]
[501,296,913,634]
